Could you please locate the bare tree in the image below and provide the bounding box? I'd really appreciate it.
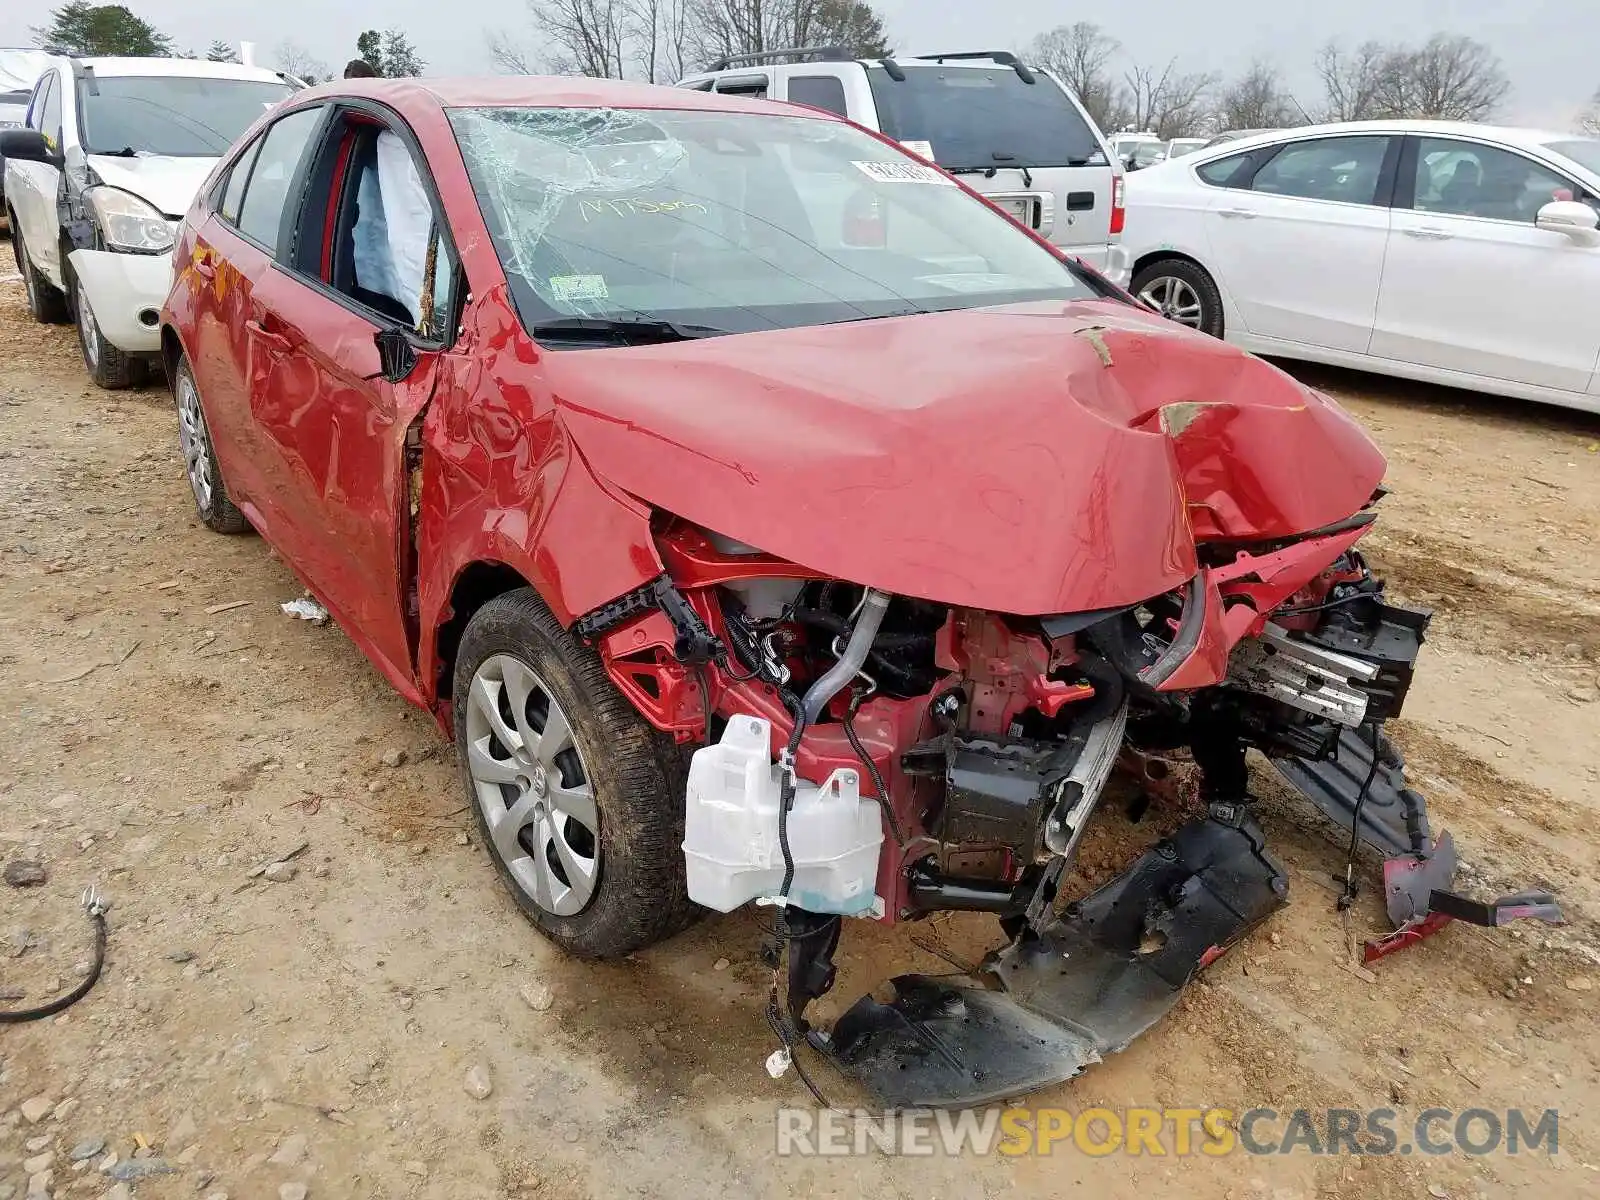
[1375,34,1508,121]
[687,0,887,68]
[1121,59,1215,139]
[504,0,630,77]
[1580,87,1600,135]
[1022,21,1123,132]
[274,39,329,84]
[1214,61,1304,132]
[623,0,698,82]
[1314,40,1389,122]
[485,28,537,73]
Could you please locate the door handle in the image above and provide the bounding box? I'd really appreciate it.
[1403,227,1453,241]
[246,318,296,353]
[1216,207,1258,219]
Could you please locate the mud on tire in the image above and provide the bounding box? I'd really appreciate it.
[14,225,70,325]
[453,588,700,959]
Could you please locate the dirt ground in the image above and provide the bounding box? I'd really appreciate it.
[1,270,1598,1200]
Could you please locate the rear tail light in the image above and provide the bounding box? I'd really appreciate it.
[1110,175,1126,236]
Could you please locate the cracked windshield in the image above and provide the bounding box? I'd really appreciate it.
[447,106,1098,337]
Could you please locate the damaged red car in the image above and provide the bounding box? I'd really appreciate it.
[160,76,1558,1108]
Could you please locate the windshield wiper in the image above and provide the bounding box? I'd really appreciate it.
[530,317,730,345]
[92,146,142,157]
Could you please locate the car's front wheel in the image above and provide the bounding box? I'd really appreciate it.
[453,588,698,960]
[14,226,70,325]
[71,270,147,389]
[1132,258,1225,339]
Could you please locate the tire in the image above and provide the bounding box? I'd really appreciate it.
[1131,258,1225,339]
[15,226,70,325]
[453,588,699,960]
[173,355,250,534]
[70,268,147,390]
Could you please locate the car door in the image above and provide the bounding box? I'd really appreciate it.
[1371,135,1600,393]
[187,105,327,540]
[244,108,462,692]
[9,70,64,282]
[1201,133,1397,352]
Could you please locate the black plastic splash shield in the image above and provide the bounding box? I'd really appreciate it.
[989,815,1288,1051]
[1275,727,1431,858]
[829,976,1102,1109]
[826,816,1287,1108]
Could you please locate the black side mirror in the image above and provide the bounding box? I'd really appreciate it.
[374,326,418,383]
[0,128,58,165]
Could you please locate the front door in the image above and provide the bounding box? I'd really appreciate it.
[246,113,460,693]
[1371,135,1600,393]
[1202,134,1395,352]
[9,72,64,285]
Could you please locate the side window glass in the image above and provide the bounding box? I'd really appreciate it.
[40,74,62,148]
[1195,151,1251,188]
[27,75,51,132]
[1249,136,1390,205]
[236,107,322,251]
[788,75,849,116]
[1413,138,1575,224]
[340,128,455,337]
[219,138,262,224]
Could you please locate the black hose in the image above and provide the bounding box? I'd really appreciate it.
[0,889,108,1024]
[1337,724,1384,911]
[790,607,933,651]
[844,688,907,848]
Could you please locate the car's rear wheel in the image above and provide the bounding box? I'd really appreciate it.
[1132,258,1224,339]
[173,355,250,534]
[14,227,70,325]
[454,588,698,960]
[71,269,147,390]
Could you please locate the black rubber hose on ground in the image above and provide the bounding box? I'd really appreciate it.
[0,890,108,1024]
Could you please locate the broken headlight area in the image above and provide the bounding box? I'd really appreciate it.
[576,517,1562,1107]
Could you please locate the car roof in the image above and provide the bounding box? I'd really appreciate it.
[1203,119,1588,153]
[302,74,822,117]
[40,55,289,84]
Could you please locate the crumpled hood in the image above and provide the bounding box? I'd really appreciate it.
[87,154,217,218]
[543,299,1386,615]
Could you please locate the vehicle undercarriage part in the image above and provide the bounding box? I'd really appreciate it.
[828,813,1287,1107]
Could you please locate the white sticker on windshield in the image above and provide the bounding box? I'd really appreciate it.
[550,274,610,304]
[899,140,935,162]
[852,160,955,186]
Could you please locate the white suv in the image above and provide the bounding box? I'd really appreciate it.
[2,56,297,387]
[678,48,1131,285]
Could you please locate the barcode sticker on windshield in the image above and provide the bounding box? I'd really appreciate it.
[550,274,610,304]
[852,160,955,186]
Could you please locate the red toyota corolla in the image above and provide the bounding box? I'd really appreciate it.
[161,76,1536,1107]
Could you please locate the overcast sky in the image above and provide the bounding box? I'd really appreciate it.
[2,0,1591,127]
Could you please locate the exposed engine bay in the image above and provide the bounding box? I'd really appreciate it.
[577,508,1562,1108]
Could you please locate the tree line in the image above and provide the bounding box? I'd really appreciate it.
[1023,21,1516,139]
[23,1,1600,138]
[488,0,888,82]
[29,2,426,84]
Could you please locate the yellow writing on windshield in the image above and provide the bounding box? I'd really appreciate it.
[577,196,709,221]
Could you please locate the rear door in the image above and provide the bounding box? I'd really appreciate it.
[1201,133,1397,351]
[862,62,1115,254]
[1371,135,1600,393]
[187,104,327,540]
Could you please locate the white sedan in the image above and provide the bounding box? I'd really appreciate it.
[1121,120,1600,414]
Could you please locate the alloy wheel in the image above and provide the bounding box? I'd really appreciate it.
[77,290,101,370]
[464,654,600,917]
[1137,275,1204,328]
[175,372,214,511]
